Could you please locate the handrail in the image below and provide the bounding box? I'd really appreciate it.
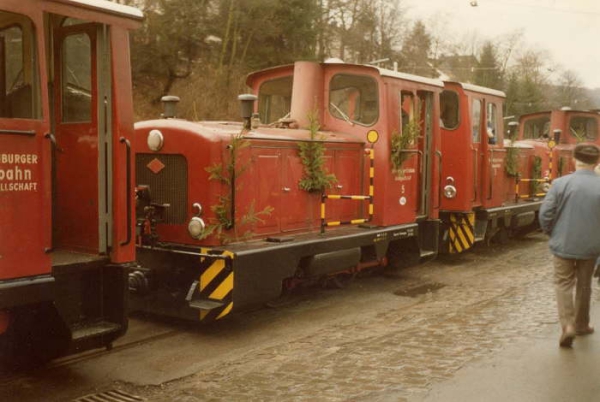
[321,148,374,233]
[1,129,35,136]
[472,147,478,202]
[435,150,442,209]
[119,137,132,246]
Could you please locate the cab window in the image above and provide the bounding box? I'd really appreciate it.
[258,76,292,124]
[329,74,378,126]
[61,32,92,122]
[440,90,459,129]
[569,116,598,141]
[486,102,500,144]
[523,116,550,139]
[471,99,481,143]
[0,11,40,119]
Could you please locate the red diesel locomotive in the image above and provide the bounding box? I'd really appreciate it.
[130,61,543,322]
[0,0,140,364]
[517,108,600,180]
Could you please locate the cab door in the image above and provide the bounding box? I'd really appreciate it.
[52,23,104,254]
[470,98,483,207]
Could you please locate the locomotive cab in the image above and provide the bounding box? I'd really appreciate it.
[0,0,140,365]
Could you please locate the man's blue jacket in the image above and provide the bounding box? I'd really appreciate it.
[539,169,600,259]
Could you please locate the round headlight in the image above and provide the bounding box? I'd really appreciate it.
[147,129,164,151]
[188,217,206,239]
[443,185,457,199]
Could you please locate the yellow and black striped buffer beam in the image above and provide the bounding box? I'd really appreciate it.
[199,248,235,321]
[448,213,475,254]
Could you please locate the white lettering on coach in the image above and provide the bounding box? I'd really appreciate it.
[0,153,39,193]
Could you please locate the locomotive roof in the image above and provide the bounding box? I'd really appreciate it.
[246,62,445,88]
[48,0,143,21]
[376,67,444,88]
[520,108,599,118]
[448,81,505,98]
[324,61,444,87]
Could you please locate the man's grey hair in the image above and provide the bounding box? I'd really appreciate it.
[575,160,596,170]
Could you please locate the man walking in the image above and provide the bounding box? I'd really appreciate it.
[539,143,600,347]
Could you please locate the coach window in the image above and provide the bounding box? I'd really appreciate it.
[400,91,415,134]
[329,74,378,126]
[258,76,292,124]
[471,99,482,143]
[439,90,458,129]
[523,116,550,139]
[61,32,91,122]
[486,102,499,144]
[569,116,598,141]
[0,12,40,119]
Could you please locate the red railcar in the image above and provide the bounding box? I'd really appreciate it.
[0,0,140,364]
[131,61,443,321]
[438,82,542,253]
[518,108,600,179]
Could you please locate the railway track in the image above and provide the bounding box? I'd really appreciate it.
[0,320,181,387]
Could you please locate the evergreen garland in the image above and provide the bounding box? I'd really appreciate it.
[530,155,542,195]
[391,111,421,175]
[202,131,272,243]
[557,156,565,177]
[504,127,519,177]
[298,114,337,192]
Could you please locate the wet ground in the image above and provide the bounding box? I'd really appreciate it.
[1,231,592,401]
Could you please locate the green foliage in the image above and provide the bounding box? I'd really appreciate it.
[399,20,433,76]
[202,131,272,244]
[391,105,421,175]
[504,126,519,177]
[474,41,503,90]
[530,155,542,195]
[570,127,587,143]
[298,114,337,192]
[558,156,565,177]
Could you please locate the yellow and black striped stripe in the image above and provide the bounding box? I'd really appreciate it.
[320,148,374,231]
[198,248,234,321]
[368,148,374,221]
[448,213,475,254]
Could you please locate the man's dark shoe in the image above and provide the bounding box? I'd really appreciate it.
[560,325,576,347]
[576,326,594,336]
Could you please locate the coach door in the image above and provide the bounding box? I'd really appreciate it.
[52,22,109,255]
[0,10,49,279]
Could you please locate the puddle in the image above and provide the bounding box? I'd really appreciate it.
[394,282,446,297]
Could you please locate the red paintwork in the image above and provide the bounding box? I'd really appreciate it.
[518,109,600,180]
[0,0,138,280]
[439,82,508,213]
[134,62,443,247]
[53,24,99,253]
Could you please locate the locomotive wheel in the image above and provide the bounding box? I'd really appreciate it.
[0,303,70,369]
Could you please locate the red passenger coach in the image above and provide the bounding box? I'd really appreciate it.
[131,61,443,322]
[0,0,141,364]
[438,82,542,253]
